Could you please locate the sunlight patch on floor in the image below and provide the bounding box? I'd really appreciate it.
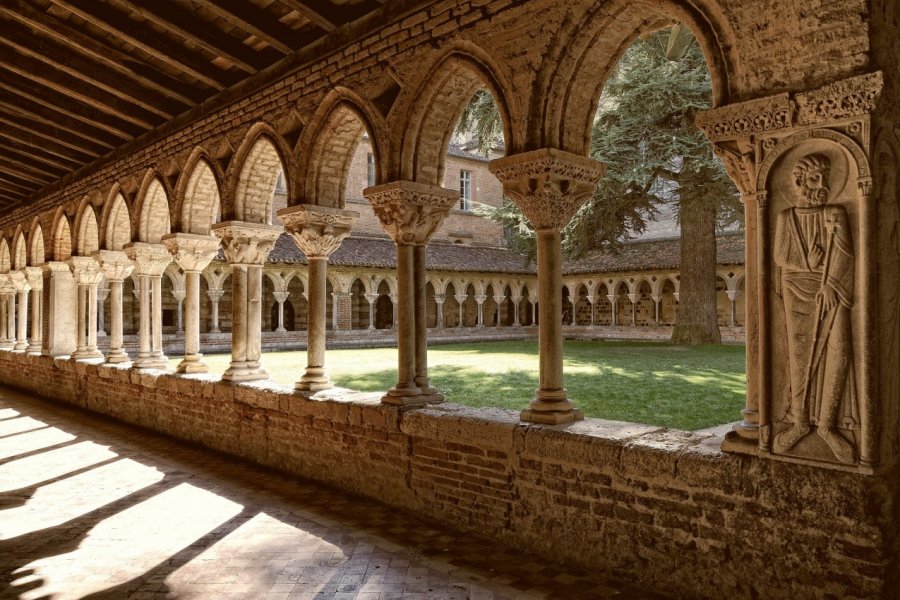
[0,426,75,460]
[0,440,117,493]
[0,416,47,437]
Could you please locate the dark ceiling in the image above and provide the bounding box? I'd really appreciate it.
[0,0,387,213]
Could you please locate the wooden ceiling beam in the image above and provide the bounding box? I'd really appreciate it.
[0,95,121,150]
[0,176,30,195]
[0,1,204,106]
[112,0,280,74]
[0,114,109,157]
[0,150,67,182]
[0,122,98,165]
[0,46,164,130]
[0,71,143,140]
[0,137,82,172]
[48,0,237,91]
[192,0,299,55]
[279,0,381,30]
[0,161,54,186]
[0,17,187,120]
[0,190,24,205]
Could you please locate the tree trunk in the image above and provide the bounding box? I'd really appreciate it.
[671,194,721,345]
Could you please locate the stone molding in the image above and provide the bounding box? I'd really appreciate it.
[67,256,104,286]
[363,181,457,246]
[123,242,173,277]
[8,270,29,292]
[697,71,883,142]
[24,267,43,292]
[94,250,135,282]
[489,148,604,231]
[278,204,358,259]
[272,291,289,303]
[211,221,282,266]
[162,233,221,273]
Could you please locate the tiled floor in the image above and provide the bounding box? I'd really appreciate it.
[0,385,667,600]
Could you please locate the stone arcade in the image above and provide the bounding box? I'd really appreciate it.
[0,1,897,598]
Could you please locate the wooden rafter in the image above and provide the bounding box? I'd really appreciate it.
[193,0,301,55]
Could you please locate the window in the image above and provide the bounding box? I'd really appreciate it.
[367,153,376,187]
[459,170,472,210]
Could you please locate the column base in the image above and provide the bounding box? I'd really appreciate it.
[520,406,584,425]
[133,355,170,369]
[105,350,131,364]
[72,348,104,361]
[296,366,333,392]
[177,355,209,374]
[521,391,584,425]
[0,342,15,350]
[222,362,268,382]
[13,341,28,352]
[381,384,430,406]
[97,331,107,338]
[276,327,287,333]
[721,420,760,455]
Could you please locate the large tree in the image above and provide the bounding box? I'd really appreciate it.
[458,28,741,344]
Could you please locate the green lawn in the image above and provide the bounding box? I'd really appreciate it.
[179,340,746,431]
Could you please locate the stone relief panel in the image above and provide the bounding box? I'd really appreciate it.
[766,141,863,466]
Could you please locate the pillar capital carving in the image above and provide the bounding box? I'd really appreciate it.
[94,250,135,282]
[363,180,457,245]
[207,289,225,301]
[211,221,282,266]
[489,148,604,231]
[273,291,289,303]
[364,292,380,303]
[278,204,358,259]
[454,294,468,304]
[8,270,29,293]
[67,256,104,286]
[124,242,173,277]
[24,267,43,292]
[162,232,221,273]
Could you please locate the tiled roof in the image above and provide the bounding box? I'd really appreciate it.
[267,234,536,274]
[261,230,745,275]
[563,230,745,275]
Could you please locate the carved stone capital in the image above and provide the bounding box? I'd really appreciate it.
[207,289,225,302]
[278,204,358,259]
[8,270,29,293]
[211,221,282,266]
[0,274,12,295]
[67,256,104,286]
[273,291,289,303]
[24,267,43,292]
[94,250,135,282]
[696,94,792,141]
[795,71,883,126]
[161,233,220,273]
[713,140,756,197]
[364,292,380,303]
[363,181,457,245]
[124,242,173,277]
[489,148,605,231]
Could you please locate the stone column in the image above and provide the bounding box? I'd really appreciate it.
[365,292,378,330]
[172,289,185,333]
[455,293,467,327]
[273,291,289,332]
[67,256,104,360]
[474,294,486,328]
[42,261,78,357]
[208,289,224,333]
[390,294,398,329]
[9,271,30,352]
[364,181,457,405]
[162,233,220,374]
[124,242,172,369]
[490,149,604,424]
[0,281,15,349]
[587,294,596,326]
[608,294,617,326]
[211,221,282,382]
[24,267,43,355]
[95,251,134,364]
[511,294,522,326]
[628,293,638,326]
[97,286,109,337]
[434,294,445,329]
[493,294,506,327]
[652,295,661,325]
[726,290,739,327]
[279,205,357,392]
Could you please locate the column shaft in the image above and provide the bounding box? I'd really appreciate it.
[178,271,206,373]
[246,264,263,370]
[87,284,98,351]
[386,244,419,401]
[297,256,329,391]
[15,289,28,351]
[226,265,249,375]
[150,275,166,361]
[137,275,152,361]
[28,286,42,354]
[413,245,435,394]
[107,280,128,363]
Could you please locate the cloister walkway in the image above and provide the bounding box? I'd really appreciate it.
[0,385,666,600]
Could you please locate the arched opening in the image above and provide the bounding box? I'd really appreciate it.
[105,193,132,251]
[715,275,730,326]
[519,287,533,327]
[500,285,515,326]
[374,279,393,329]
[288,277,307,331]
[234,134,287,225]
[735,277,746,327]
[263,277,276,331]
[12,232,27,270]
[444,282,460,327]
[29,224,45,266]
[138,177,172,243]
[75,203,100,256]
[123,275,138,335]
[180,157,221,234]
[52,215,72,262]
[425,281,437,328]
[595,284,612,325]
[0,239,10,273]
[462,283,478,327]
[483,284,497,327]
[574,284,592,326]
[615,282,632,326]
[350,278,369,329]
[635,280,655,326]
[561,285,574,326]
[659,279,679,325]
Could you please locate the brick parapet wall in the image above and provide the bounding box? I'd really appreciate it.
[0,350,892,599]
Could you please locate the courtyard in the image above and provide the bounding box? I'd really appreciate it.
[172,340,746,431]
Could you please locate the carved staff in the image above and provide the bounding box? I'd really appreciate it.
[801,223,837,416]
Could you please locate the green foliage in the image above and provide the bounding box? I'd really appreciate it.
[459,28,742,258]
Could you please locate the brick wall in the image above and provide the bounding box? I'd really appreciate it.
[0,350,893,600]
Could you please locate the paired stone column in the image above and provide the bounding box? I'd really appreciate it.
[172,289,185,332]
[95,251,134,364]
[434,294,445,329]
[493,293,506,326]
[726,290,739,327]
[279,205,357,392]
[208,288,224,332]
[211,221,281,382]
[24,267,43,354]
[511,294,522,326]
[163,233,220,374]
[97,286,109,337]
[628,293,638,326]
[365,292,378,329]
[364,181,457,405]
[41,261,77,357]
[67,256,105,360]
[9,271,29,351]
[490,149,604,424]
[474,294,486,327]
[124,242,172,369]
[455,293,467,327]
[273,291,289,332]
[608,294,617,326]
[0,275,15,349]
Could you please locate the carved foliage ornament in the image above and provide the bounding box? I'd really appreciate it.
[162,233,221,273]
[24,267,43,292]
[124,242,173,276]
[67,256,104,286]
[364,181,457,245]
[94,250,135,282]
[7,270,29,292]
[489,149,604,231]
[211,221,282,266]
[713,143,756,197]
[696,94,792,140]
[278,204,358,259]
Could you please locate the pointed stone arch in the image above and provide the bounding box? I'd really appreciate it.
[0,238,10,273]
[50,209,72,262]
[228,124,292,224]
[102,188,133,251]
[135,172,173,243]
[12,228,27,270]
[28,220,45,266]
[177,149,222,234]
[74,196,101,256]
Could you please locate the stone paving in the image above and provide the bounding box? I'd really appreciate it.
[0,385,668,600]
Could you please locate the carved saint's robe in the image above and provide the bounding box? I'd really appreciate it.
[774,205,858,428]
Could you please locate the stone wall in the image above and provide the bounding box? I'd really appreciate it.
[0,350,893,600]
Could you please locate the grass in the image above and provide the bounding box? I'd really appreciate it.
[177,340,746,431]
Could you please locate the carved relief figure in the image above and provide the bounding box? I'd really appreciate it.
[773,153,858,463]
